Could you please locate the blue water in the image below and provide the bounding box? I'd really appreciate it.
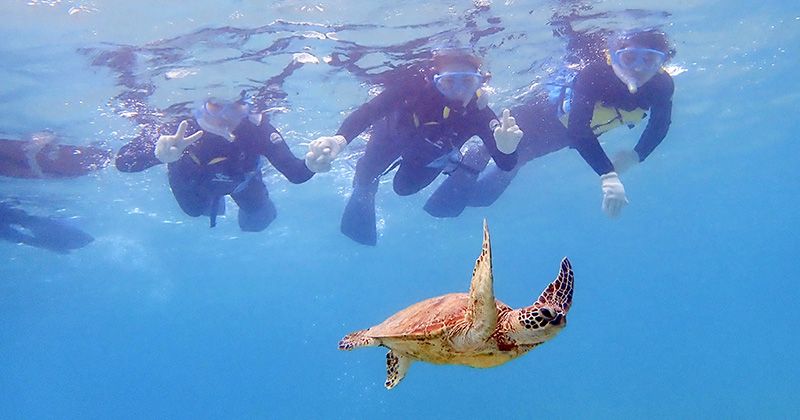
[1,1,798,418]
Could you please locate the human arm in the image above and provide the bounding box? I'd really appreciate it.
[612,75,674,173]
[569,103,628,217]
[305,86,405,173]
[569,68,628,217]
[116,132,163,173]
[245,117,314,184]
[633,75,674,162]
[567,71,616,176]
[335,86,405,142]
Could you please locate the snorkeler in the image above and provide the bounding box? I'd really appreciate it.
[304,47,523,245]
[115,97,314,231]
[424,29,675,219]
[0,132,109,253]
[0,131,112,178]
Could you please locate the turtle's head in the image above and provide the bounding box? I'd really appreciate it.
[511,258,574,345]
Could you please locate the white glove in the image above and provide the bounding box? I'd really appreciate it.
[154,120,204,163]
[305,134,347,173]
[600,171,629,218]
[493,109,523,154]
[612,149,640,174]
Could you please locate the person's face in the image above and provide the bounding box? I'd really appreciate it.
[194,99,249,140]
[610,44,668,93]
[433,62,484,105]
[203,100,249,128]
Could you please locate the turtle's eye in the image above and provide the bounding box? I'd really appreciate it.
[539,307,554,320]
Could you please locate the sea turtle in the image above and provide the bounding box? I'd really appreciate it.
[338,220,574,389]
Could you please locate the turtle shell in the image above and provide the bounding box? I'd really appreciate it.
[365,293,512,339]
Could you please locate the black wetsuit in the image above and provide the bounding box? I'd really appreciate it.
[340,75,517,194]
[425,60,673,216]
[557,61,673,174]
[337,73,518,245]
[116,117,312,231]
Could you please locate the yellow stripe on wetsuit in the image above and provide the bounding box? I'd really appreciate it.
[187,151,228,166]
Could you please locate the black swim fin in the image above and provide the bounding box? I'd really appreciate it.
[341,182,378,246]
[208,196,226,228]
[0,209,93,253]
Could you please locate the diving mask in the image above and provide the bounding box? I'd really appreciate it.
[193,99,251,141]
[610,47,667,94]
[433,71,485,103]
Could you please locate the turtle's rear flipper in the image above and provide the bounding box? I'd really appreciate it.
[385,350,411,390]
[338,329,378,350]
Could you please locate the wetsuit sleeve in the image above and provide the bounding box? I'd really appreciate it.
[335,87,405,142]
[116,119,205,172]
[115,135,161,172]
[473,107,518,171]
[634,75,674,162]
[250,120,314,184]
[567,69,615,176]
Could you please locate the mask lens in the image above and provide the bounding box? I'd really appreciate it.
[614,48,666,71]
[642,51,662,67]
[234,101,249,113]
[434,72,483,97]
[205,100,222,115]
[618,50,638,67]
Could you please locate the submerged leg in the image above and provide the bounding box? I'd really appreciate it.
[232,177,276,232]
[392,161,440,196]
[466,103,568,207]
[467,164,521,207]
[385,350,411,390]
[168,167,213,217]
[341,119,401,246]
[424,143,491,217]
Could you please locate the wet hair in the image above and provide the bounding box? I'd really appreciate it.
[611,29,676,58]
[432,47,482,71]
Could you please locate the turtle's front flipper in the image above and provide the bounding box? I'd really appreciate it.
[338,329,379,350]
[458,219,498,350]
[385,350,411,390]
[535,257,574,313]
